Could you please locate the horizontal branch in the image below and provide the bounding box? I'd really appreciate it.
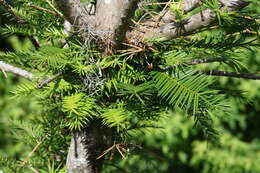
[133,0,249,40]
[200,70,260,80]
[161,57,227,71]
[0,61,34,80]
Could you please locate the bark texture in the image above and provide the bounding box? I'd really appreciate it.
[95,0,138,47]
[0,61,34,80]
[66,119,113,173]
[135,0,249,40]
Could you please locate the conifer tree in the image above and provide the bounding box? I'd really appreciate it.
[0,0,259,172]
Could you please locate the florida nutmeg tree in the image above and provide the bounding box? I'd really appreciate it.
[0,0,259,172]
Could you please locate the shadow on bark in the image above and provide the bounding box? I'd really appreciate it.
[66,118,114,173]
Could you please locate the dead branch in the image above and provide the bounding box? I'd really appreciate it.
[0,61,34,80]
[200,70,260,80]
[37,72,62,88]
[161,57,228,71]
[95,0,138,50]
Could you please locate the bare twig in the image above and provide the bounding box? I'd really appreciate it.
[22,135,47,166]
[45,0,63,17]
[200,70,260,80]
[161,57,227,71]
[37,72,63,88]
[27,165,40,173]
[27,2,64,18]
[0,61,34,80]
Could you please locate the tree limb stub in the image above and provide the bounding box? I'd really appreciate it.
[0,61,34,80]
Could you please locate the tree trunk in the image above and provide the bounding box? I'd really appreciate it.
[66,119,113,173]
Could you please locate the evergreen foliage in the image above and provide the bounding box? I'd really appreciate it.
[0,0,259,172]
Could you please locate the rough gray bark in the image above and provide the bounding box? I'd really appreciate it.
[0,61,34,80]
[137,0,249,40]
[55,0,95,40]
[95,0,138,48]
[66,119,113,173]
[66,131,94,173]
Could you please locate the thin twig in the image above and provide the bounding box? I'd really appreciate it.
[22,135,47,166]
[128,143,164,160]
[161,57,227,71]
[27,2,63,18]
[115,145,126,159]
[0,61,34,80]
[37,72,63,88]
[200,70,260,80]
[44,0,63,17]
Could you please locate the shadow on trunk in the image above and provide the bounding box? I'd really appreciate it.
[66,118,114,173]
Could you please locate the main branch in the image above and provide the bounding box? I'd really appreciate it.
[132,0,249,40]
